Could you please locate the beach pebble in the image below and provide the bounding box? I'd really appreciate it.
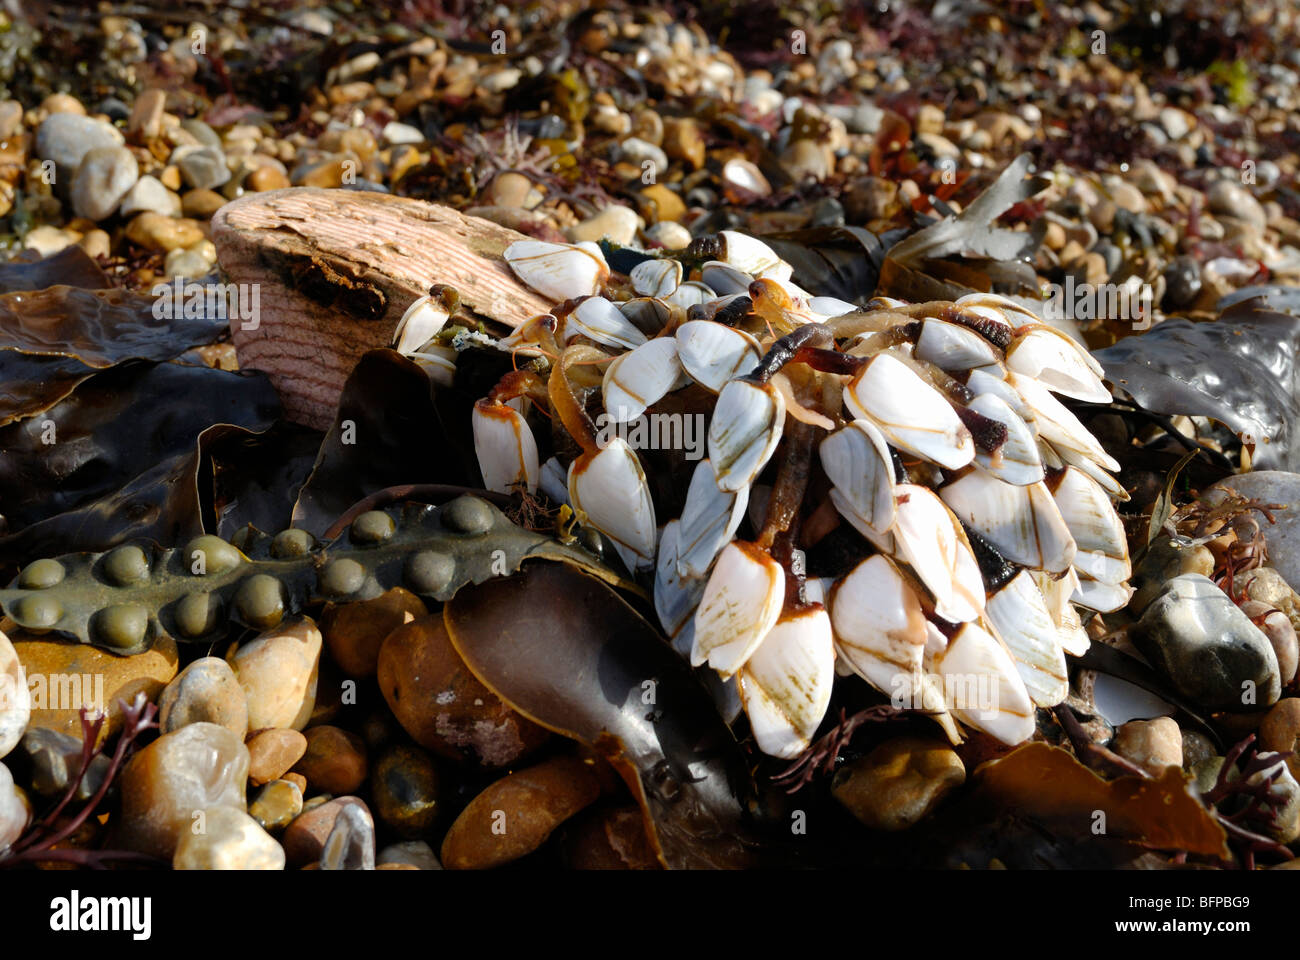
[831,736,965,831]
[247,728,308,786]
[158,657,248,737]
[17,728,109,800]
[246,164,290,191]
[1237,599,1299,685]
[231,617,321,732]
[292,725,367,795]
[69,146,138,220]
[320,800,376,870]
[371,744,440,838]
[440,755,601,869]
[378,840,442,870]
[1128,537,1216,615]
[119,175,181,218]
[566,204,640,245]
[116,722,249,858]
[0,762,28,853]
[320,586,426,678]
[125,212,204,252]
[282,796,371,865]
[1207,178,1267,231]
[35,113,123,173]
[1112,717,1183,776]
[174,805,284,870]
[0,630,29,759]
[1131,574,1281,711]
[1208,474,1300,593]
[377,615,549,768]
[15,633,177,746]
[248,778,303,832]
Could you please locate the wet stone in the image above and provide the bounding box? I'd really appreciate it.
[231,617,321,731]
[1131,574,1281,711]
[0,630,28,759]
[247,727,308,786]
[1208,474,1300,595]
[1259,699,1300,781]
[372,744,440,838]
[158,657,248,738]
[831,736,966,831]
[292,725,367,795]
[377,615,550,767]
[440,755,602,870]
[378,840,442,870]
[321,586,426,678]
[282,796,371,865]
[16,633,177,745]
[1113,717,1183,776]
[116,722,249,859]
[249,779,303,832]
[174,805,284,870]
[1129,537,1216,615]
[0,762,28,853]
[320,800,375,870]
[18,727,110,799]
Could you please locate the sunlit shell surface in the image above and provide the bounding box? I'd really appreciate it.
[470,230,1131,756]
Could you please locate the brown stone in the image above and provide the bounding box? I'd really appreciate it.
[639,183,685,223]
[292,725,367,795]
[115,722,248,858]
[1260,699,1300,781]
[181,188,226,219]
[40,93,85,116]
[282,796,371,865]
[378,615,549,767]
[292,157,350,188]
[320,587,426,678]
[247,728,308,786]
[124,212,204,252]
[127,89,166,143]
[246,164,290,192]
[441,755,602,869]
[13,632,177,746]
[282,772,308,793]
[832,736,966,831]
[565,806,659,869]
[371,744,439,838]
[662,117,705,170]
